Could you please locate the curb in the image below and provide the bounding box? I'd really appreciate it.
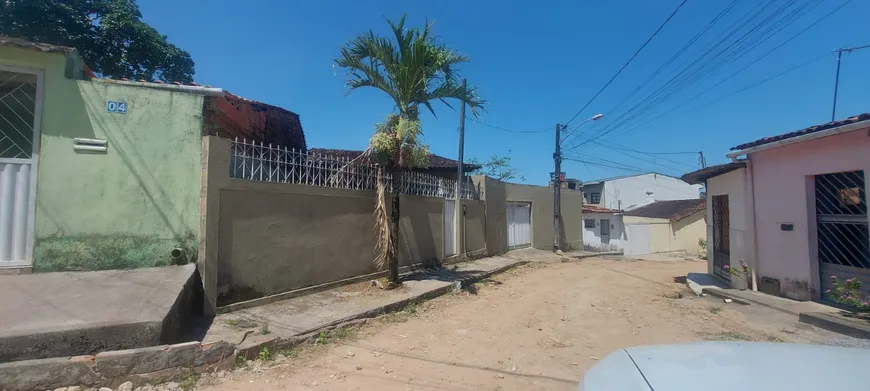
[235,259,530,358]
[798,312,870,340]
[700,288,752,306]
[571,252,622,260]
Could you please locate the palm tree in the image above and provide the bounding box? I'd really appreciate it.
[335,15,484,286]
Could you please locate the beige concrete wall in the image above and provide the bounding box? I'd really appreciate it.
[202,137,489,309]
[475,177,583,253]
[464,200,487,256]
[624,213,707,255]
[672,211,707,256]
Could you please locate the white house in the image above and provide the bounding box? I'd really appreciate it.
[582,205,624,252]
[582,172,703,210]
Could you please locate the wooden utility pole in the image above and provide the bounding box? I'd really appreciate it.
[454,79,467,257]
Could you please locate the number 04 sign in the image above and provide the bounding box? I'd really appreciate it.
[107,100,128,114]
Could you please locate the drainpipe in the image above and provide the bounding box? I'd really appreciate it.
[745,158,759,291]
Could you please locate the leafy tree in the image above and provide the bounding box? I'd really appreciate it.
[0,0,195,82]
[335,15,484,285]
[469,151,525,182]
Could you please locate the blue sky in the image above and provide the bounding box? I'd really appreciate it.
[140,0,869,185]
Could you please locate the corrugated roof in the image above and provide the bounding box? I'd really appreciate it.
[680,162,746,185]
[0,36,75,54]
[624,199,706,221]
[309,148,480,171]
[731,112,870,151]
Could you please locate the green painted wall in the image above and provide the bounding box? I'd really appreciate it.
[1,45,205,271]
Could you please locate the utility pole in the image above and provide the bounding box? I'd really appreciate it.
[553,123,563,252]
[454,79,467,258]
[698,151,706,168]
[831,45,870,121]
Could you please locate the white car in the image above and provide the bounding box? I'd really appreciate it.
[580,341,870,391]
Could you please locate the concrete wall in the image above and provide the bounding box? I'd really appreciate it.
[583,212,624,252]
[604,173,702,210]
[705,167,754,286]
[474,176,508,256]
[749,128,870,300]
[623,214,706,255]
[502,182,584,251]
[671,211,707,256]
[202,137,486,309]
[1,46,204,271]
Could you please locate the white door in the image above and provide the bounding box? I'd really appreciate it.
[625,224,651,255]
[0,66,42,267]
[507,202,531,248]
[444,200,456,257]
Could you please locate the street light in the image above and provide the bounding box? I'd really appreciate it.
[553,113,603,252]
[560,113,604,145]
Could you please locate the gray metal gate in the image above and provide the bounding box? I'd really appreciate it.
[712,195,731,280]
[815,170,870,302]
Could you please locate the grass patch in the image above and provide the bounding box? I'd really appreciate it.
[709,306,723,314]
[699,331,752,341]
[381,300,422,323]
[259,323,270,335]
[257,347,273,361]
[179,373,199,391]
[235,355,247,368]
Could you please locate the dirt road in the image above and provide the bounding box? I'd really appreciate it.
[195,258,860,391]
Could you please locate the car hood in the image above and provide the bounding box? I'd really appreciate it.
[583,341,870,391]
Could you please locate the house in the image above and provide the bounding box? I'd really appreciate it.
[682,112,870,301]
[622,199,707,256]
[581,172,702,210]
[582,205,624,252]
[0,36,305,273]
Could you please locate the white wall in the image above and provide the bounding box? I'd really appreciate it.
[603,173,702,210]
[705,167,755,289]
[582,212,624,252]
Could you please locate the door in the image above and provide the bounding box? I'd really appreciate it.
[444,200,456,257]
[0,66,42,267]
[507,202,531,249]
[625,224,650,255]
[815,171,870,303]
[712,195,731,280]
[600,219,610,245]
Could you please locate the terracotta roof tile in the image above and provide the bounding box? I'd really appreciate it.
[583,205,622,213]
[732,112,870,151]
[624,199,706,221]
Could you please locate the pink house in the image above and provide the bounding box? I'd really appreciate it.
[683,112,870,302]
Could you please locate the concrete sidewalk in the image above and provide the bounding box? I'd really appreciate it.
[686,272,870,340]
[203,249,561,348]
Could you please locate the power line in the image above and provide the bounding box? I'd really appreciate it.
[575,0,851,147]
[469,118,549,133]
[563,0,690,126]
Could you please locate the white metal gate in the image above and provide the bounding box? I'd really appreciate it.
[624,224,651,255]
[507,202,531,248]
[0,66,42,267]
[444,200,456,257]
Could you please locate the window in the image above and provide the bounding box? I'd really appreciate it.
[584,219,595,229]
[590,192,601,204]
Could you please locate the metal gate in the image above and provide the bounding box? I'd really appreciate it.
[815,170,870,302]
[444,200,456,257]
[507,202,531,249]
[624,224,650,255]
[712,195,731,280]
[0,66,41,267]
[600,219,610,245]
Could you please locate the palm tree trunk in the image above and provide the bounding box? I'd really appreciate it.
[388,167,401,284]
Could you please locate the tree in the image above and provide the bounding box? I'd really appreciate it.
[0,0,195,83]
[335,15,484,286]
[469,151,525,182]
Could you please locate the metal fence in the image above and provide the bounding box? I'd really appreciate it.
[229,138,480,200]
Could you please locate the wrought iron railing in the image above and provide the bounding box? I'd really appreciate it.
[229,138,480,200]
